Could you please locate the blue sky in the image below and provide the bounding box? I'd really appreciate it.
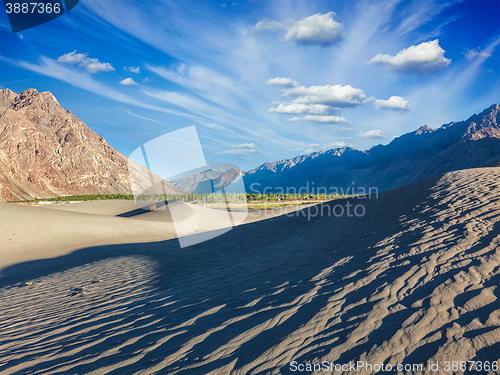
[0,0,499,172]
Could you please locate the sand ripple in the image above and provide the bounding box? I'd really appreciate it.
[1,167,499,374]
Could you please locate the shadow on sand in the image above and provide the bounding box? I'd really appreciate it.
[1,172,499,374]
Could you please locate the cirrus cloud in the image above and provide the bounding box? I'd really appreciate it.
[216,143,261,159]
[368,40,450,75]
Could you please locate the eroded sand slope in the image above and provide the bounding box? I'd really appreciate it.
[0,166,499,374]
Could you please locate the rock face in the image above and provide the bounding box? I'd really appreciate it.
[243,104,500,194]
[0,88,183,201]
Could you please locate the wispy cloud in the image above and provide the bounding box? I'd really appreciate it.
[121,108,170,126]
[145,63,254,119]
[124,66,140,73]
[464,48,492,61]
[216,143,261,158]
[0,55,193,120]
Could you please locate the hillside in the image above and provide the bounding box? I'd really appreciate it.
[0,88,183,201]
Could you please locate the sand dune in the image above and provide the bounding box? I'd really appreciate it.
[1,165,499,374]
[0,199,304,276]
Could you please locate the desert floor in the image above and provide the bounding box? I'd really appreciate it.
[0,165,499,374]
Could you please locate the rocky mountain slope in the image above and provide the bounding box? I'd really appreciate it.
[170,168,242,194]
[170,169,226,193]
[243,104,500,194]
[0,88,183,201]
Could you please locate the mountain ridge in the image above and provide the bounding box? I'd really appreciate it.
[0,88,183,201]
[170,104,500,194]
[241,103,500,193]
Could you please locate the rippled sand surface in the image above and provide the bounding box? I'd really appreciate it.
[1,166,499,374]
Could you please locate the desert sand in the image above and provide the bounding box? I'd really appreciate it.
[0,165,499,374]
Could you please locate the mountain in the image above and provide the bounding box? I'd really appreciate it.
[242,104,500,194]
[0,88,183,201]
[170,168,243,194]
[170,169,226,193]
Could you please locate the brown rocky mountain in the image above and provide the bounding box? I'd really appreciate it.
[0,88,183,201]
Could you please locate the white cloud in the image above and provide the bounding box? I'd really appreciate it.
[465,48,492,60]
[358,129,385,138]
[124,66,140,73]
[289,115,347,123]
[269,103,330,114]
[58,51,86,64]
[268,79,364,123]
[282,84,366,107]
[84,58,115,73]
[284,12,343,45]
[57,51,115,74]
[368,40,450,74]
[120,77,138,85]
[374,96,411,112]
[216,143,261,158]
[253,12,343,46]
[265,77,298,87]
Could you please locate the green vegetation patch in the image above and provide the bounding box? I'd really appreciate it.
[13,192,350,204]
